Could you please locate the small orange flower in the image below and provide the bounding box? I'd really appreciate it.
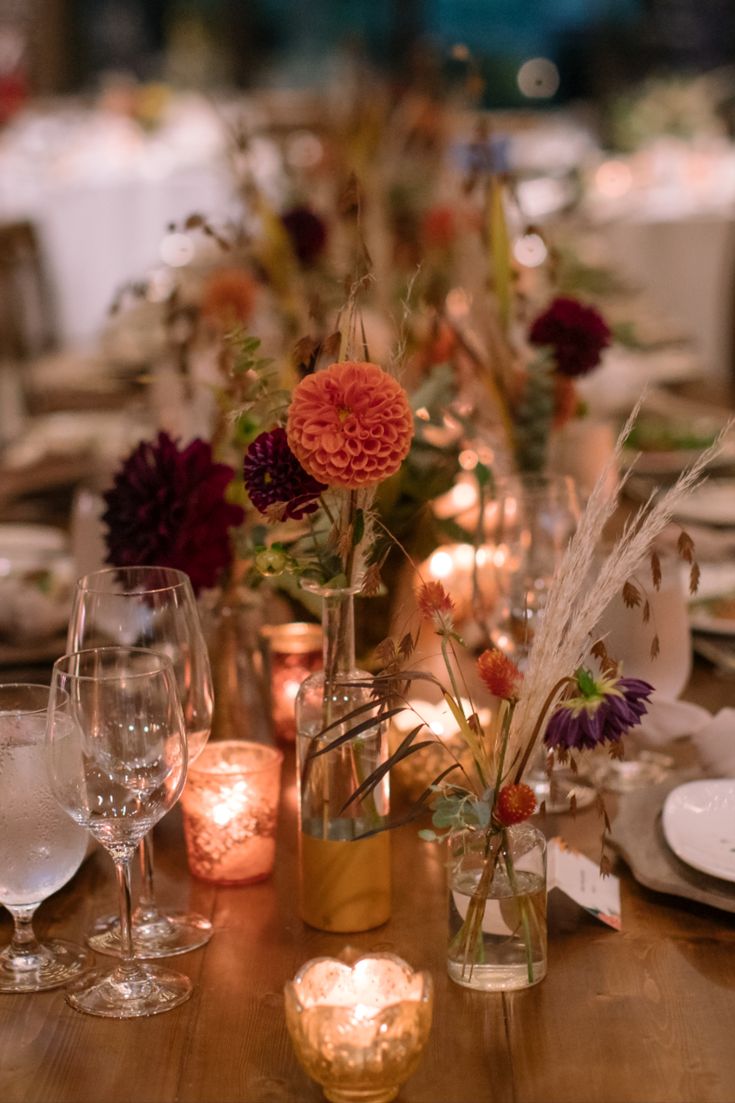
[286,361,414,489]
[477,649,523,701]
[495,783,536,826]
[417,580,454,623]
[201,267,257,328]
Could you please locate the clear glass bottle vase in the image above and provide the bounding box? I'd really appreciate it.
[295,585,390,933]
[447,822,547,991]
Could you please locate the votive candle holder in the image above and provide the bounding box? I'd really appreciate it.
[181,740,283,885]
[285,951,433,1103]
[260,623,322,743]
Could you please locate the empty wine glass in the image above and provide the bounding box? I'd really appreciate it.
[46,647,190,1017]
[488,475,595,812]
[0,683,93,992]
[488,474,581,661]
[585,552,691,791]
[67,566,213,957]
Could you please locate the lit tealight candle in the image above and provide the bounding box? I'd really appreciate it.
[181,740,283,884]
[260,623,323,743]
[285,952,433,1103]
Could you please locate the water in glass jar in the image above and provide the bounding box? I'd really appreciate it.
[447,866,547,991]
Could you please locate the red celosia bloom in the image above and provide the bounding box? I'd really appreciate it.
[417,581,455,623]
[495,783,537,827]
[102,432,244,595]
[477,649,523,701]
[286,361,414,489]
[281,205,328,266]
[201,267,257,328]
[528,296,611,378]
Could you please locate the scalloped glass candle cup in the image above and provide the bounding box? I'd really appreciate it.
[284,953,433,1103]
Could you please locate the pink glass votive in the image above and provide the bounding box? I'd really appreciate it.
[260,623,322,743]
[181,740,283,885]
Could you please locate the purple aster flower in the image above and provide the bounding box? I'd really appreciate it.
[102,432,245,595]
[544,667,654,753]
[529,296,611,378]
[281,205,328,266]
[243,427,326,520]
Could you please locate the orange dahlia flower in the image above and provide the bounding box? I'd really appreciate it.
[286,361,414,489]
[201,267,256,328]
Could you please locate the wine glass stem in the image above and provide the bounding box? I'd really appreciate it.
[136,834,159,921]
[7,904,41,961]
[114,856,140,976]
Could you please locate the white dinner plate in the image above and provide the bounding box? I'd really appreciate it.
[671,480,735,528]
[662,780,735,882]
[622,438,735,477]
[0,523,67,574]
[689,562,735,635]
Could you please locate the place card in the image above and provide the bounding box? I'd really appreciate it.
[548,837,622,930]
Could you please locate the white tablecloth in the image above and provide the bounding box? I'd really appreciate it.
[0,99,235,342]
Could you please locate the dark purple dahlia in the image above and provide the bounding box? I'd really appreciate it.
[280,205,328,267]
[243,427,326,520]
[102,432,244,595]
[528,296,611,378]
[544,667,654,753]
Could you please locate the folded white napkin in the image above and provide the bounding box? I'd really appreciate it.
[636,694,712,746]
[690,708,735,779]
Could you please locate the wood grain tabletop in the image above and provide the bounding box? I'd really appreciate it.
[2,658,735,1103]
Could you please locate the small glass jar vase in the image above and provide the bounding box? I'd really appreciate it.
[447,822,547,991]
[295,585,390,933]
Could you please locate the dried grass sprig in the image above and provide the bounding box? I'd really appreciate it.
[507,406,732,774]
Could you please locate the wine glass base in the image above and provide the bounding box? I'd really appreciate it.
[584,753,673,793]
[65,962,192,1018]
[0,939,94,993]
[87,910,212,958]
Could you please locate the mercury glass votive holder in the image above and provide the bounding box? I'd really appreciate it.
[285,952,433,1103]
[260,623,323,743]
[180,740,283,885]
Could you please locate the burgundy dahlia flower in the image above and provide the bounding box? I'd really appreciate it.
[544,667,653,753]
[243,427,326,520]
[102,432,244,595]
[529,296,611,378]
[281,205,328,267]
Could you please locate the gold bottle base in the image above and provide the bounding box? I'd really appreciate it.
[300,831,391,933]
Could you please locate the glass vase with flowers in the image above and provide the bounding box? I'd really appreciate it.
[241,348,415,932]
[314,404,723,989]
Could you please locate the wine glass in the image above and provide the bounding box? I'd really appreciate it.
[67,566,213,957]
[585,551,691,791]
[46,647,190,1017]
[0,683,93,992]
[487,474,581,661]
[488,475,595,812]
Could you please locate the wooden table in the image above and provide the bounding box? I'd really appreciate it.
[1,665,735,1103]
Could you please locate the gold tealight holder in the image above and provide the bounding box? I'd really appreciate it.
[260,623,323,743]
[285,951,433,1103]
